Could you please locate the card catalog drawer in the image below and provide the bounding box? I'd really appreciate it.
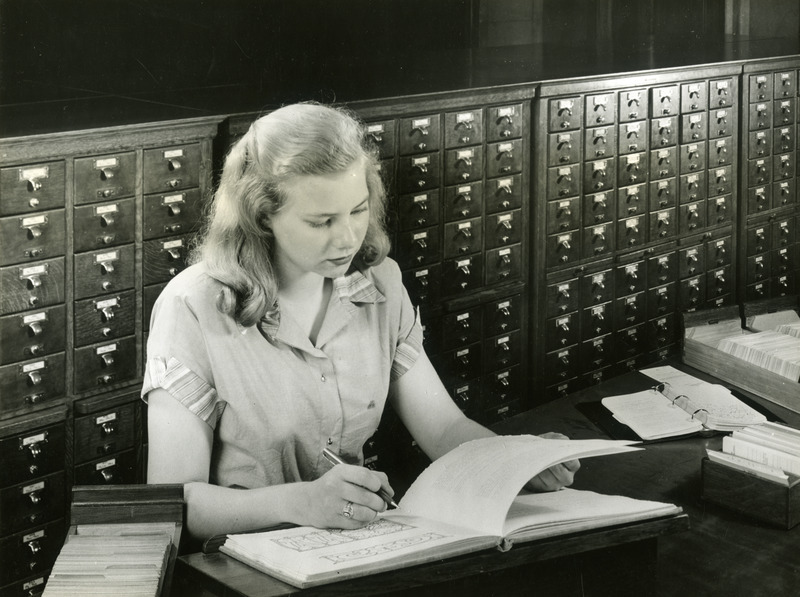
[0,471,66,536]
[0,258,65,316]
[0,353,65,413]
[73,449,137,485]
[73,151,136,204]
[73,289,136,347]
[0,519,65,586]
[142,143,202,194]
[73,197,135,252]
[73,401,136,464]
[73,244,135,300]
[0,305,66,366]
[1,419,65,487]
[142,235,191,285]
[0,162,66,216]
[0,209,66,266]
[143,188,203,240]
[72,336,137,393]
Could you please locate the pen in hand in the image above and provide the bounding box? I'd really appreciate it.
[322,447,399,509]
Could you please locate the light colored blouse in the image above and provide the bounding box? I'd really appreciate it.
[141,258,422,489]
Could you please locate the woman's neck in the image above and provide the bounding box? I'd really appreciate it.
[277,274,333,345]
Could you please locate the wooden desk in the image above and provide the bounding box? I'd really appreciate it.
[172,362,798,596]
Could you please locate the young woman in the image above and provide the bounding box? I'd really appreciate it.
[143,102,579,541]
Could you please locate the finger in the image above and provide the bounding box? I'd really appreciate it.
[339,481,388,513]
[561,458,581,472]
[337,500,379,526]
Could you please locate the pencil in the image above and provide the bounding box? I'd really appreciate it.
[322,447,399,509]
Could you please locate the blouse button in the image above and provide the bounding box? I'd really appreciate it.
[327,438,333,446]
[321,374,326,382]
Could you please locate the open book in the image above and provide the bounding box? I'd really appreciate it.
[600,366,768,441]
[220,436,682,588]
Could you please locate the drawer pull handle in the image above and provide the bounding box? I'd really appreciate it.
[99,374,115,385]
[167,179,181,188]
[100,353,115,368]
[26,393,45,405]
[27,321,43,336]
[27,539,42,555]
[25,275,42,290]
[100,261,115,274]
[168,203,182,216]
[100,306,115,321]
[168,158,182,171]
[100,167,116,180]
[100,213,115,227]
[27,371,42,386]
[100,468,115,482]
[28,490,42,505]
[458,265,471,276]
[101,421,117,436]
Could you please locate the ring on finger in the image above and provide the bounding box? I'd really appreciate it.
[341,501,354,519]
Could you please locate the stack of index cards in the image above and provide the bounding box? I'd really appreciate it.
[717,330,800,381]
[42,528,172,596]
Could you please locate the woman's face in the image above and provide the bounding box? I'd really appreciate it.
[270,158,371,282]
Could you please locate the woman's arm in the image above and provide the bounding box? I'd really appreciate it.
[147,389,393,540]
[388,350,579,490]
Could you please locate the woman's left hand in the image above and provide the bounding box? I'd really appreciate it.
[524,432,581,492]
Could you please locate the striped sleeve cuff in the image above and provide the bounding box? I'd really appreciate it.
[391,307,424,381]
[141,356,224,428]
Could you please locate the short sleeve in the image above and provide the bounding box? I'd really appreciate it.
[141,278,225,428]
[390,283,424,381]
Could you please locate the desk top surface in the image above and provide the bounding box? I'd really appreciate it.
[178,362,800,597]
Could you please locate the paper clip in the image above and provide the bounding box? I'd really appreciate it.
[691,408,709,420]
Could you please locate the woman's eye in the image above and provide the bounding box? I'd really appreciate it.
[310,219,331,229]
[352,206,369,215]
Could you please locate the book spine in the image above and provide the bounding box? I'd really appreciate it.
[722,436,800,476]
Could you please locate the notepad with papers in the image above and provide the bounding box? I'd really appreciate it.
[600,366,768,441]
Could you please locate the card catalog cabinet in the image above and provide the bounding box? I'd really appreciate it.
[0,118,217,592]
[740,58,800,301]
[530,65,742,401]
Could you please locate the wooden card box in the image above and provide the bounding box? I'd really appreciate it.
[680,297,800,415]
[701,458,800,529]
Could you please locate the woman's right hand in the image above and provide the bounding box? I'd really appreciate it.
[302,464,394,529]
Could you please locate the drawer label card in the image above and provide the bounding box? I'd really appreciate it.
[95,250,119,263]
[95,204,118,215]
[593,127,608,137]
[456,258,472,268]
[456,348,470,358]
[716,80,729,89]
[688,83,701,94]
[497,178,513,189]
[96,412,117,425]
[457,185,472,194]
[556,316,570,327]
[24,578,46,591]
[21,264,47,277]
[163,193,186,204]
[656,286,668,297]
[593,95,609,107]
[558,100,574,110]
[21,214,47,227]
[497,370,510,381]
[22,360,46,373]
[415,269,429,278]
[497,300,511,310]
[716,110,728,119]
[412,156,430,166]
[96,297,119,310]
[23,312,47,324]
[456,112,475,123]
[498,143,513,153]
[163,239,184,250]
[23,529,45,543]
[413,232,428,241]
[499,248,511,256]
[367,124,385,134]
[626,154,640,165]
[22,481,45,494]
[94,157,119,169]
[690,115,702,124]
[657,150,670,159]
[456,313,470,322]
[22,432,47,446]
[457,149,474,160]
[496,336,510,346]
[557,133,572,143]
[163,149,185,159]
[498,213,512,223]
[412,118,430,129]
[97,343,118,355]
[756,76,768,83]
[18,166,49,182]
[96,458,117,470]
[458,222,472,230]
[497,107,515,118]
[413,194,428,203]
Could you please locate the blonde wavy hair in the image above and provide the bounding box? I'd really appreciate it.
[191,102,391,327]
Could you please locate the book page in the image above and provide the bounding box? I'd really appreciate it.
[502,488,682,541]
[601,389,704,440]
[398,436,639,537]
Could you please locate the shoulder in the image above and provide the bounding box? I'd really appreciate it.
[155,263,227,318]
[361,256,402,289]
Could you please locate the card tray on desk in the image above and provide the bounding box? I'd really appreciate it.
[701,458,800,529]
[681,299,800,416]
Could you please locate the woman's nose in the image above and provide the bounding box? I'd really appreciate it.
[333,218,359,248]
